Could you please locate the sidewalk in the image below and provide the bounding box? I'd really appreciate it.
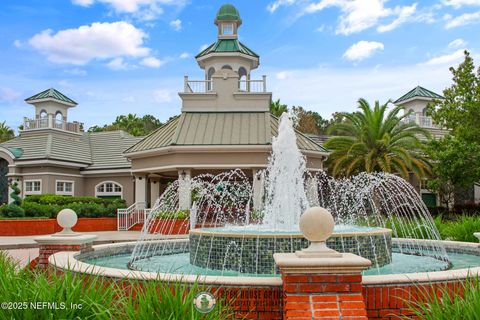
[0,231,187,249]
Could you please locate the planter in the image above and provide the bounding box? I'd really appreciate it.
[147,218,189,235]
[0,217,118,236]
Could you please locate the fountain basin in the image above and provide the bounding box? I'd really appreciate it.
[189,226,393,274]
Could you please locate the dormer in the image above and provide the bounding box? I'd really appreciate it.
[22,88,83,134]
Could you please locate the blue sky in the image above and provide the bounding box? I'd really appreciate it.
[0,0,479,130]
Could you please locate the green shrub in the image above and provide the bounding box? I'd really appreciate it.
[0,204,25,217]
[155,210,189,219]
[9,182,22,206]
[0,252,235,320]
[440,215,480,242]
[20,194,126,218]
[407,277,480,320]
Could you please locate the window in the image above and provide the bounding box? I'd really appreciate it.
[24,180,41,195]
[95,181,123,199]
[56,180,74,195]
[39,110,47,118]
[221,23,234,35]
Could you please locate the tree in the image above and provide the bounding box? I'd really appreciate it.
[0,122,14,143]
[88,114,163,136]
[425,51,480,205]
[324,98,431,178]
[270,99,288,117]
[291,106,319,134]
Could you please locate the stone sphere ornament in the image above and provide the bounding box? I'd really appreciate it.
[56,208,78,235]
[297,206,342,258]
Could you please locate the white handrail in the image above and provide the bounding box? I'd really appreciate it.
[117,202,149,231]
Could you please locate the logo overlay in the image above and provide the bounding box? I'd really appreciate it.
[193,292,216,313]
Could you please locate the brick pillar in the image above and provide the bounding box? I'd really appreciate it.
[37,242,93,269]
[274,253,371,320]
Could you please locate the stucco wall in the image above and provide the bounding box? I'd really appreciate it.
[83,175,134,205]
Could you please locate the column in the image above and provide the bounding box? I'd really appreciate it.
[252,169,264,210]
[178,169,191,210]
[135,175,147,204]
[150,178,160,207]
[306,175,320,206]
[274,207,371,320]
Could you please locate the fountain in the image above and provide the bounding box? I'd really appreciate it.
[123,113,449,276]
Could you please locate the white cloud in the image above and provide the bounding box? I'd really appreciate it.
[343,41,384,61]
[445,11,480,28]
[71,0,186,21]
[140,56,164,68]
[179,52,190,59]
[448,38,467,49]
[442,0,480,8]
[423,49,466,65]
[0,87,21,102]
[72,0,94,6]
[64,68,87,76]
[152,89,172,103]
[28,22,150,65]
[377,4,417,32]
[107,57,128,70]
[13,40,24,48]
[267,0,296,13]
[199,44,209,51]
[169,19,182,31]
[276,71,292,80]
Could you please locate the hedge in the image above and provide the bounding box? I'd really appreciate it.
[0,194,127,218]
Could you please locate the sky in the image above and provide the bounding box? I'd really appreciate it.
[0,0,479,130]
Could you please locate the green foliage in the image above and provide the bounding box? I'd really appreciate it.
[0,204,25,217]
[0,252,235,320]
[407,277,480,320]
[325,98,431,179]
[270,99,288,117]
[87,113,163,136]
[10,182,22,206]
[155,210,189,219]
[21,194,125,218]
[250,208,264,222]
[0,121,14,143]
[440,215,480,242]
[122,280,234,320]
[425,51,480,206]
[426,136,480,207]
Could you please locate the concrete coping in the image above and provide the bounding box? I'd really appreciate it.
[47,239,480,287]
[34,234,97,246]
[189,227,392,238]
[274,252,372,274]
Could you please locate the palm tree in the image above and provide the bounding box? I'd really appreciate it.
[324,98,431,179]
[0,122,14,143]
[270,99,288,117]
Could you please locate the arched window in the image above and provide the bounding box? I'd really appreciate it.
[207,67,215,91]
[39,110,47,118]
[238,67,247,91]
[55,111,63,121]
[221,65,232,70]
[422,107,428,116]
[95,181,123,199]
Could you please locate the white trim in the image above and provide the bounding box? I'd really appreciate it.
[0,147,17,162]
[81,168,131,175]
[55,179,75,196]
[126,144,328,159]
[9,172,83,178]
[15,159,87,168]
[24,179,42,195]
[95,181,123,199]
[131,164,324,173]
[26,97,77,107]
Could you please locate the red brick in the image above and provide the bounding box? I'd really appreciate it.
[312,302,338,309]
[285,303,311,310]
[312,295,338,302]
[338,274,362,283]
[339,301,365,309]
[341,309,367,316]
[287,295,310,302]
[350,284,363,292]
[324,284,350,292]
[299,284,326,292]
[285,275,310,283]
[310,275,338,283]
[286,310,312,317]
[314,309,340,317]
[338,294,363,302]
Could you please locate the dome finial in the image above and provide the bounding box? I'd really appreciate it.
[215,4,242,26]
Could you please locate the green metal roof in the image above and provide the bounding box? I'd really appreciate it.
[125,112,327,154]
[25,88,78,105]
[394,86,444,105]
[215,4,241,22]
[196,39,259,58]
[0,130,141,169]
